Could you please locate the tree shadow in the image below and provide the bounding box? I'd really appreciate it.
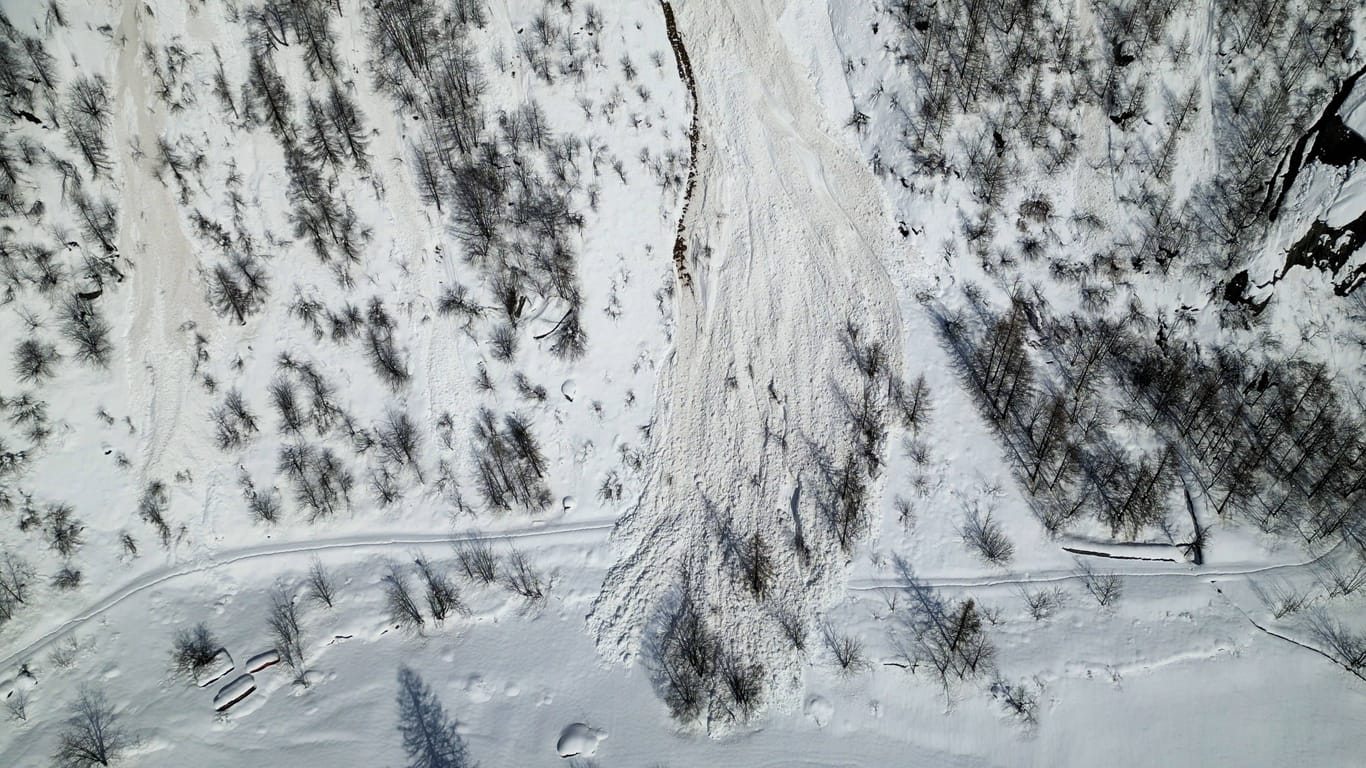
[396,665,474,768]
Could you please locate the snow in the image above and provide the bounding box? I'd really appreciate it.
[554,721,606,758]
[212,673,256,712]
[194,649,234,688]
[2,0,1365,765]
[245,650,280,673]
[589,0,910,720]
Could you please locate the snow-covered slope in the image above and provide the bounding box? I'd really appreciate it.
[4,0,1366,765]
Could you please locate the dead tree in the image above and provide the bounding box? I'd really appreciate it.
[53,687,128,768]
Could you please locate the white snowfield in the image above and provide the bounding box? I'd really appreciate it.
[1,0,1365,766]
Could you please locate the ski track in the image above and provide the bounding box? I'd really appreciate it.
[589,0,918,711]
[0,519,616,672]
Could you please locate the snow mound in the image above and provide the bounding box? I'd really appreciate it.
[555,722,607,758]
[212,674,256,712]
[195,649,234,688]
[245,650,280,673]
[805,695,833,728]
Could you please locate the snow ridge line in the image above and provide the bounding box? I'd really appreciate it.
[0,520,614,671]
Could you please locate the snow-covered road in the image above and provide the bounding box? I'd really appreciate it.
[0,518,617,672]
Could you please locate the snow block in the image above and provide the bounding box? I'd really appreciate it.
[195,649,235,688]
[213,674,256,712]
[245,650,281,673]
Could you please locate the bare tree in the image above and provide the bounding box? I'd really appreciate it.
[277,441,353,521]
[45,503,85,558]
[654,586,718,723]
[1316,558,1366,599]
[212,389,259,450]
[774,608,808,651]
[740,531,775,598]
[64,75,112,176]
[1305,608,1366,672]
[501,548,545,602]
[823,625,869,676]
[52,567,82,590]
[72,190,119,254]
[1251,579,1311,619]
[960,503,1013,565]
[472,408,551,512]
[138,481,173,547]
[53,687,129,768]
[306,557,336,608]
[378,407,424,481]
[61,295,113,368]
[170,622,219,679]
[1076,559,1123,607]
[892,560,995,688]
[5,686,29,722]
[0,550,34,626]
[990,676,1039,726]
[366,298,410,388]
[892,373,932,432]
[455,538,498,584]
[827,453,870,553]
[416,555,465,622]
[1020,586,1065,621]
[383,561,426,632]
[714,649,765,724]
[244,47,294,141]
[268,589,308,685]
[14,337,60,383]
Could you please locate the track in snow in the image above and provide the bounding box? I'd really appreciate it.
[0,519,614,672]
[846,541,1341,593]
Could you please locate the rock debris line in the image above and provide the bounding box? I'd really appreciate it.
[662,1,699,290]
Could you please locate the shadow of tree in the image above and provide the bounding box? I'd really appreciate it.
[396,665,474,768]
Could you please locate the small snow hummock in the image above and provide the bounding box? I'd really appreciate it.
[195,649,235,688]
[805,695,834,728]
[213,674,256,712]
[562,496,577,512]
[245,650,280,673]
[555,722,606,758]
[560,379,578,402]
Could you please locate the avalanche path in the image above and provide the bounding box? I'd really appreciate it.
[588,0,910,719]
